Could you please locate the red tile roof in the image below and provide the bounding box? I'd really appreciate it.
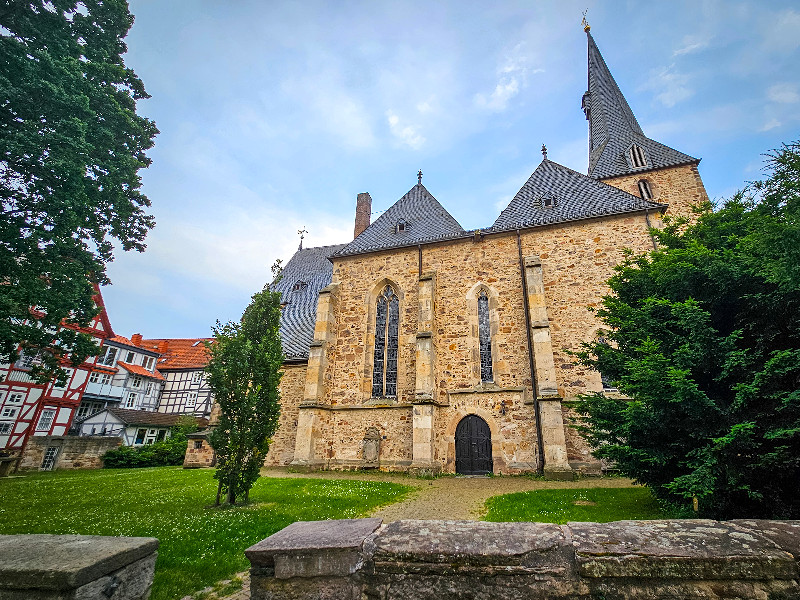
[140,338,214,370]
[117,361,165,381]
[109,335,136,347]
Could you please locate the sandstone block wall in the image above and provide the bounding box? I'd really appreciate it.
[602,163,709,223]
[183,434,215,468]
[19,435,121,470]
[264,364,306,466]
[247,518,800,600]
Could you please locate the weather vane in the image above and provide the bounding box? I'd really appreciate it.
[541,144,548,160]
[297,227,307,250]
[581,9,590,32]
[417,169,423,184]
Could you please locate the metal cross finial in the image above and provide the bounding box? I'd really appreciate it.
[541,144,548,160]
[417,170,423,184]
[297,227,307,250]
[581,9,590,32]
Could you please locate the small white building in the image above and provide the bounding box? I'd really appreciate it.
[76,407,207,446]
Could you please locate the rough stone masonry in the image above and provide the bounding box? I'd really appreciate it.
[246,518,800,600]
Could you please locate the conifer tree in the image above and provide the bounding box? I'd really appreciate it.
[573,141,800,519]
[206,288,283,505]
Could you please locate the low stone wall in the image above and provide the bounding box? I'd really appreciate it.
[184,431,216,468]
[246,518,800,599]
[19,435,121,471]
[0,534,158,599]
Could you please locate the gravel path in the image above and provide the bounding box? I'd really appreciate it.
[187,469,637,600]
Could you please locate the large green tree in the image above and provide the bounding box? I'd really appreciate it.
[573,141,800,519]
[207,288,283,505]
[0,1,157,382]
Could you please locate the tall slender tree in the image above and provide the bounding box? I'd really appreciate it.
[0,1,158,382]
[206,287,283,505]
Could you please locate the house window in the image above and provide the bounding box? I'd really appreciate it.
[194,440,203,449]
[638,179,653,200]
[131,375,142,388]
[76,401,103,421]
[157,430,167,442]
[1,407,18,419]
[145,381,153,394]
[98,346,117,366]
[478,290,494,382]
[185,392,198,408]
[89,371,100,384]
[36,408,56,432]
[5,393,24,405]
[372,285,399,398]
[540,195,556,208]
[142,356,154,370]
[18,352,41,369]
[101,373,112,385]
[394,220,409,234]
[191,371,203,384]
[291,281,308,292]
[40,446,59,471]
[135,428,146,444]
[627,144,648,169]
[125,351,135,363]
[125,393,137,408]
[0,422,12,435]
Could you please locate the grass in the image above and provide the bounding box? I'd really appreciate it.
[0,467,411,600]
[483,486,667,524]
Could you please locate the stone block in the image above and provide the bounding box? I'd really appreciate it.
[0,534,158,600]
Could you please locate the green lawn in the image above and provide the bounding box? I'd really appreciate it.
[484,486,667,524]
[0,468,411,600]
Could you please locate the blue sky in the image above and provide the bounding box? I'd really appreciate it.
[103,0,800,339]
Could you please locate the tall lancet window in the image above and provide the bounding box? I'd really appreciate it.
[478,290,493,382]
[373,285,399,397]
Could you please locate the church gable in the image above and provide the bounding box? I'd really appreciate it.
[585,31,697,180]
[333,183,465,257]
[491,159,664,232]
[272,243,347,360]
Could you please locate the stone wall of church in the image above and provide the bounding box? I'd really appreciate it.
[293,209,672,473]
[602,163,708,223]
[265,363,307,466]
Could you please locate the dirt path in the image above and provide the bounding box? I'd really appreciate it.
[187,469,637,600]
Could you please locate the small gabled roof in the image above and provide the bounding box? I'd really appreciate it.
[271,243,347,360]
[491,159,664,232]
[332,183,466,257]
[99,407,208,427]
[117,361,165,381]
[585,32,697,180]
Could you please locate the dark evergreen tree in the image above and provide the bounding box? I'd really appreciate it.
[0,1,157,382]
[573,141,800,519]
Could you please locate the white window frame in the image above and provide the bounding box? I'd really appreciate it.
[0,422,13,435]
[185,392,198,408]
[191,371,203,384]
[5,393,24,405]
[142,356,154,370]
[125,393,137,408]
[36,408,57,432]
[131,375,142,388]
[41,446,60,471]
[1,407,19,419]
[125,351,135,363]
[99,346,117,366]
[145,381,153,394]
[89,371,100,384]
[101,373,112,385]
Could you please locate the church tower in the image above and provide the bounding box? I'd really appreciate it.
[582,27,709,220]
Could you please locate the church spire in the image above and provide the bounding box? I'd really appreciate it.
[583,31,697,180]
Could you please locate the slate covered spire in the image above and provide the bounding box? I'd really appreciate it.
[584,31,697,180]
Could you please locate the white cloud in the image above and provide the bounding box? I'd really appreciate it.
[640,64,694,108]
[386,111,426,149]
[760,9,800,53]
[673,35,710,57]
[759,118,782,132]
[767,83,800,104]
[474,43,543,112]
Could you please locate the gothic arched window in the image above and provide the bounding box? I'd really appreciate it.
[478,289,493,382]
[372,285,399,397]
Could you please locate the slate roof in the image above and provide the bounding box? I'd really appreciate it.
[272,243,347,360]
[585,32,697,180]
[100,408,208,428]
[139,338,213,370]
[332,183,466,257]
[491,159,665,232]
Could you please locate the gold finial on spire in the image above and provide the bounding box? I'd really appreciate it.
[581,9,590,32]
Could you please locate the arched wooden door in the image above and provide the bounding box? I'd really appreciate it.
[455,415,493,475]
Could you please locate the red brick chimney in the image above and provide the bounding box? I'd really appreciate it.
[354,192,372,239]
[158,340,169,353]
[131,333,142,346]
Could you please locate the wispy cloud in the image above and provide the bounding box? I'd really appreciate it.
[474,43,543,112]
[640,64,694,108]
[767,83,800,104]
[673,35,710,57]
[386,111,425,149]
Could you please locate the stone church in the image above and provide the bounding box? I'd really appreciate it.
[264,28,708,476]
